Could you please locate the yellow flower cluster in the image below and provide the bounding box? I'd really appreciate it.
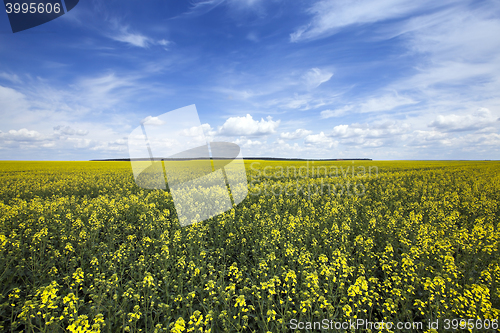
[0,160,499,332]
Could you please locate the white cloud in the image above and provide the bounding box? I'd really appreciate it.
[331,124,349,137]
[200,124,219,140]
[404,6,500,63]
[142,116,165,126]
[77,73,137,109]
[0,85,30,116]
[218,114,280,136]
[111,27,152,48]
[157,39,170,46]
[303,68,333,89]
[359,93,418,113]
[429,108,499,132]
[0,128,44,141]
[319,93,417,118]
[320,105,353,118]
[266,93,333,110]
[67,137,92,148]
[406,130,451,147]
[280,129,312,140]
[463,133,500,146]
[186,0,267,17]
[0,72,169,159]
[233,138,263,148]
[180,124,216,139]
[54,125,89,136]
[283,95,310,109]
[290,0,442,42]
[89,138,128,152]
[0,73,22,84]
[326,121,410,148]
[304,132,337,148]
[330,121,410,138]
[246,32,259,42]
[0,128,55,150]
[187,0,227,15]
[389,3,500,113]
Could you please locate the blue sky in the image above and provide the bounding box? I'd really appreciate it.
[1,0,499,160]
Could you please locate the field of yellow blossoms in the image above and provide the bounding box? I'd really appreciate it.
[0,160,499,332]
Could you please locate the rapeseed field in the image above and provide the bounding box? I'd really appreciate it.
[0,160,499,332]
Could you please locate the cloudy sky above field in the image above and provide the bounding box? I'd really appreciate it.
[1,0,500,160]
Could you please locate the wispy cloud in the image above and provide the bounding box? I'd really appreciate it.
[290,0,447,42]
[320,93,417,119]
[358,93,418,113]
[107,21,171,48]
[186,0,269,17]
[0,72,157,158]
[2,0,499,160]
[111,29,151,48]
[303,68,333,90]
[54,125,89,136]
[320,105,353,119]
[76,73,144,109]
[0,73,22,84]
[186,0,226,16]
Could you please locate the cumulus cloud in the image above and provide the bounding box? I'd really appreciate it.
[233,138,264,148]
[330,121,410,138]
[429,108,498,132]
[324,121,411,148]
[406,130,451,147]
[0,128,56,150]
[54,125,89,136]
[304,132,337,148]
[0,128,44,141]
[280,129,312,140]
[180,124,217,139]
[141,116,165,126]
[218,114,280,136]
